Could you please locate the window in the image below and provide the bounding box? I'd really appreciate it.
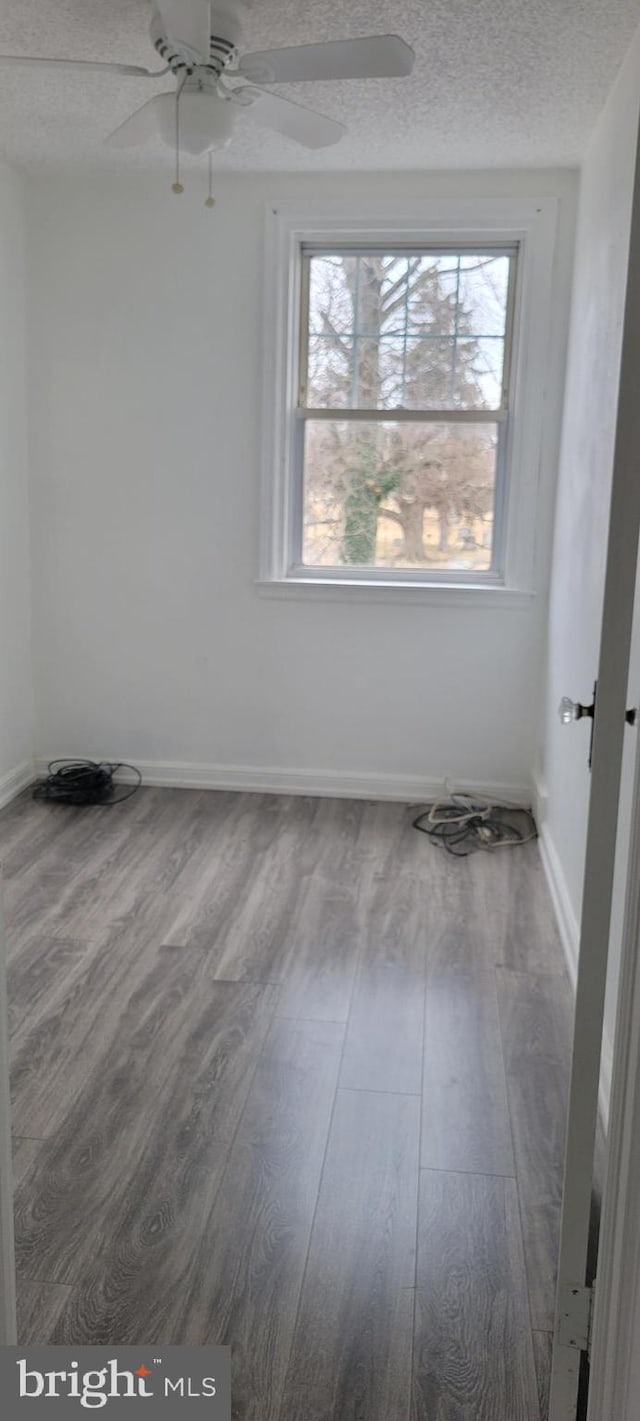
[298,246,515,577]
[260,199,559,599]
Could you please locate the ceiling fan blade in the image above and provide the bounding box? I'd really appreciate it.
[0,54,168,78]
[241,88,345,149]
[105,95,172,148]
[239,35,415,85]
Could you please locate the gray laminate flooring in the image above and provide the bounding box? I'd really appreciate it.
[0,786,572,1419]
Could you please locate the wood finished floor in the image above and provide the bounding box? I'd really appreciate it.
[0,787,573,1420]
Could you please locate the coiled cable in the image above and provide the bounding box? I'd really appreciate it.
[33,759,142,806]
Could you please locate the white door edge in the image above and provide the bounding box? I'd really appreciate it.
[549,106,640,1421]
[587,721,640,1419]
[0,873,17,1345]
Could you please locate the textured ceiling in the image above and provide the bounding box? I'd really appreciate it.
[0,0,639,174]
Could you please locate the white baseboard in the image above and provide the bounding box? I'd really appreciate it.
[0,760,34,811]
[35,756,532,807]
[531,768,549,832]
[539,820,612,1132]
[538,822,580,989]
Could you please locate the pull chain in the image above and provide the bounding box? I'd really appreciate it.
[172,74,187,194]
[205,150,215,207]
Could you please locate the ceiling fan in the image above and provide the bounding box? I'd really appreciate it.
[0,0,415,161]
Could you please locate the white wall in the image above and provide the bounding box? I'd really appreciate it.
[0,160,33,805]
[539,23,640,1120]
[24,168,575,799]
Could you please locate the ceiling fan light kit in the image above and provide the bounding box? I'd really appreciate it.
[0,0,415,203]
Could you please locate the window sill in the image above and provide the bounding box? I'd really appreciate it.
[255,578,535,609]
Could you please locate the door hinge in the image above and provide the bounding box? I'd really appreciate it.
[557,1281,596,1356]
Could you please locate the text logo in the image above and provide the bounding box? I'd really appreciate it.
[3,1347,230,1417]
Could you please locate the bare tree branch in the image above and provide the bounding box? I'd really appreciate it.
[319,313,351,361]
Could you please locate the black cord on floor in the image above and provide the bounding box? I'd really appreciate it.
[33,759,142,806]
[412,793,537,857]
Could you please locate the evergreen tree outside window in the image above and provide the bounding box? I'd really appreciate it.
[295,247,516,575]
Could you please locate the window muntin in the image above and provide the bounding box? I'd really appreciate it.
[294,246,517,579]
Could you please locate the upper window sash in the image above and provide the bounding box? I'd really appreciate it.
[297,243,518,420]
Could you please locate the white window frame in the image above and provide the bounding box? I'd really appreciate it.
[258,196,559,604]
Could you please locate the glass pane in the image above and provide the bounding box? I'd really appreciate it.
[304,250,512,411]
[307,334,353,408]
[301,419,498,572]
[308,254,357,334]
[406,255,461,334]
[355,255,429,335]
[453,337,504,409]
[355,337,402,407]
[403,338,457,408]
[458,254,511,337]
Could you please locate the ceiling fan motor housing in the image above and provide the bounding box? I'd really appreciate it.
[150,1,247,77]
